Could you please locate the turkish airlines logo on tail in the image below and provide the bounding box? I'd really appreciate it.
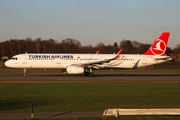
[150,39,166,56]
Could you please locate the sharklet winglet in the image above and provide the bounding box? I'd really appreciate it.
[115,49,123,58]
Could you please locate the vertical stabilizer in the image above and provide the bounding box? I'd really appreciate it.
[143,32,170,56]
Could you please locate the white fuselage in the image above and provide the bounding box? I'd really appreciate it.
[5,53,169,69]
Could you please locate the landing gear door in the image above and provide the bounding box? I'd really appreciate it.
[22,54,27,64]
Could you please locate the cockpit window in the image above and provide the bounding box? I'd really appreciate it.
[11,57,18,60]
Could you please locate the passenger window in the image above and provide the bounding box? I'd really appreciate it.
[11,57,17,60]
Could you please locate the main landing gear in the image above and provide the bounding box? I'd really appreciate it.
[22,69,26,77]
[84,68,94,77]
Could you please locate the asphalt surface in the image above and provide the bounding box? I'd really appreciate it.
[0,74,180,81]
[0,111,103,120]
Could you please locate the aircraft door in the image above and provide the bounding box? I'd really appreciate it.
[56,58,61,64]
[142,56,147,64]
[22,54,27,64]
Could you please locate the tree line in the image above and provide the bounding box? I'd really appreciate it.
[0,38,180,59]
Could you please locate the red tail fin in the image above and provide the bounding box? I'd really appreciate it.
[143,32,170,56]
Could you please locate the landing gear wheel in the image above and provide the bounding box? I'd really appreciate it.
[89,73,94,77]
[22,73,26,77]
[84,72,89,76]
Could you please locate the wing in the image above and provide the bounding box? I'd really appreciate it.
[72,49,123,68]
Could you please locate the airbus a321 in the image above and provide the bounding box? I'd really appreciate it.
[5,32,172,77]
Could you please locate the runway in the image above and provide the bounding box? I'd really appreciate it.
[0,74,180,81]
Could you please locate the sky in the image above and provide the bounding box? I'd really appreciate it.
[0,0,180,48]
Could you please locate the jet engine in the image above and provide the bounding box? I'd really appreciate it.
[66,66,84,74]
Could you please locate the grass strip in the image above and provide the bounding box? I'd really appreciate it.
[1,81,180,113]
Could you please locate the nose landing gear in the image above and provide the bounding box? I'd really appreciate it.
[22,69,26,77]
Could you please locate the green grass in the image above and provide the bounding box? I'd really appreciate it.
[1,81,180,113]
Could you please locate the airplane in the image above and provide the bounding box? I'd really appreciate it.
[5,32,172,77]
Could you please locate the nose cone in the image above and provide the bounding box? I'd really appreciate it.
[5,60,11,67]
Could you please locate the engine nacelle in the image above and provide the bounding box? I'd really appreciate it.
[66,66,84,74]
